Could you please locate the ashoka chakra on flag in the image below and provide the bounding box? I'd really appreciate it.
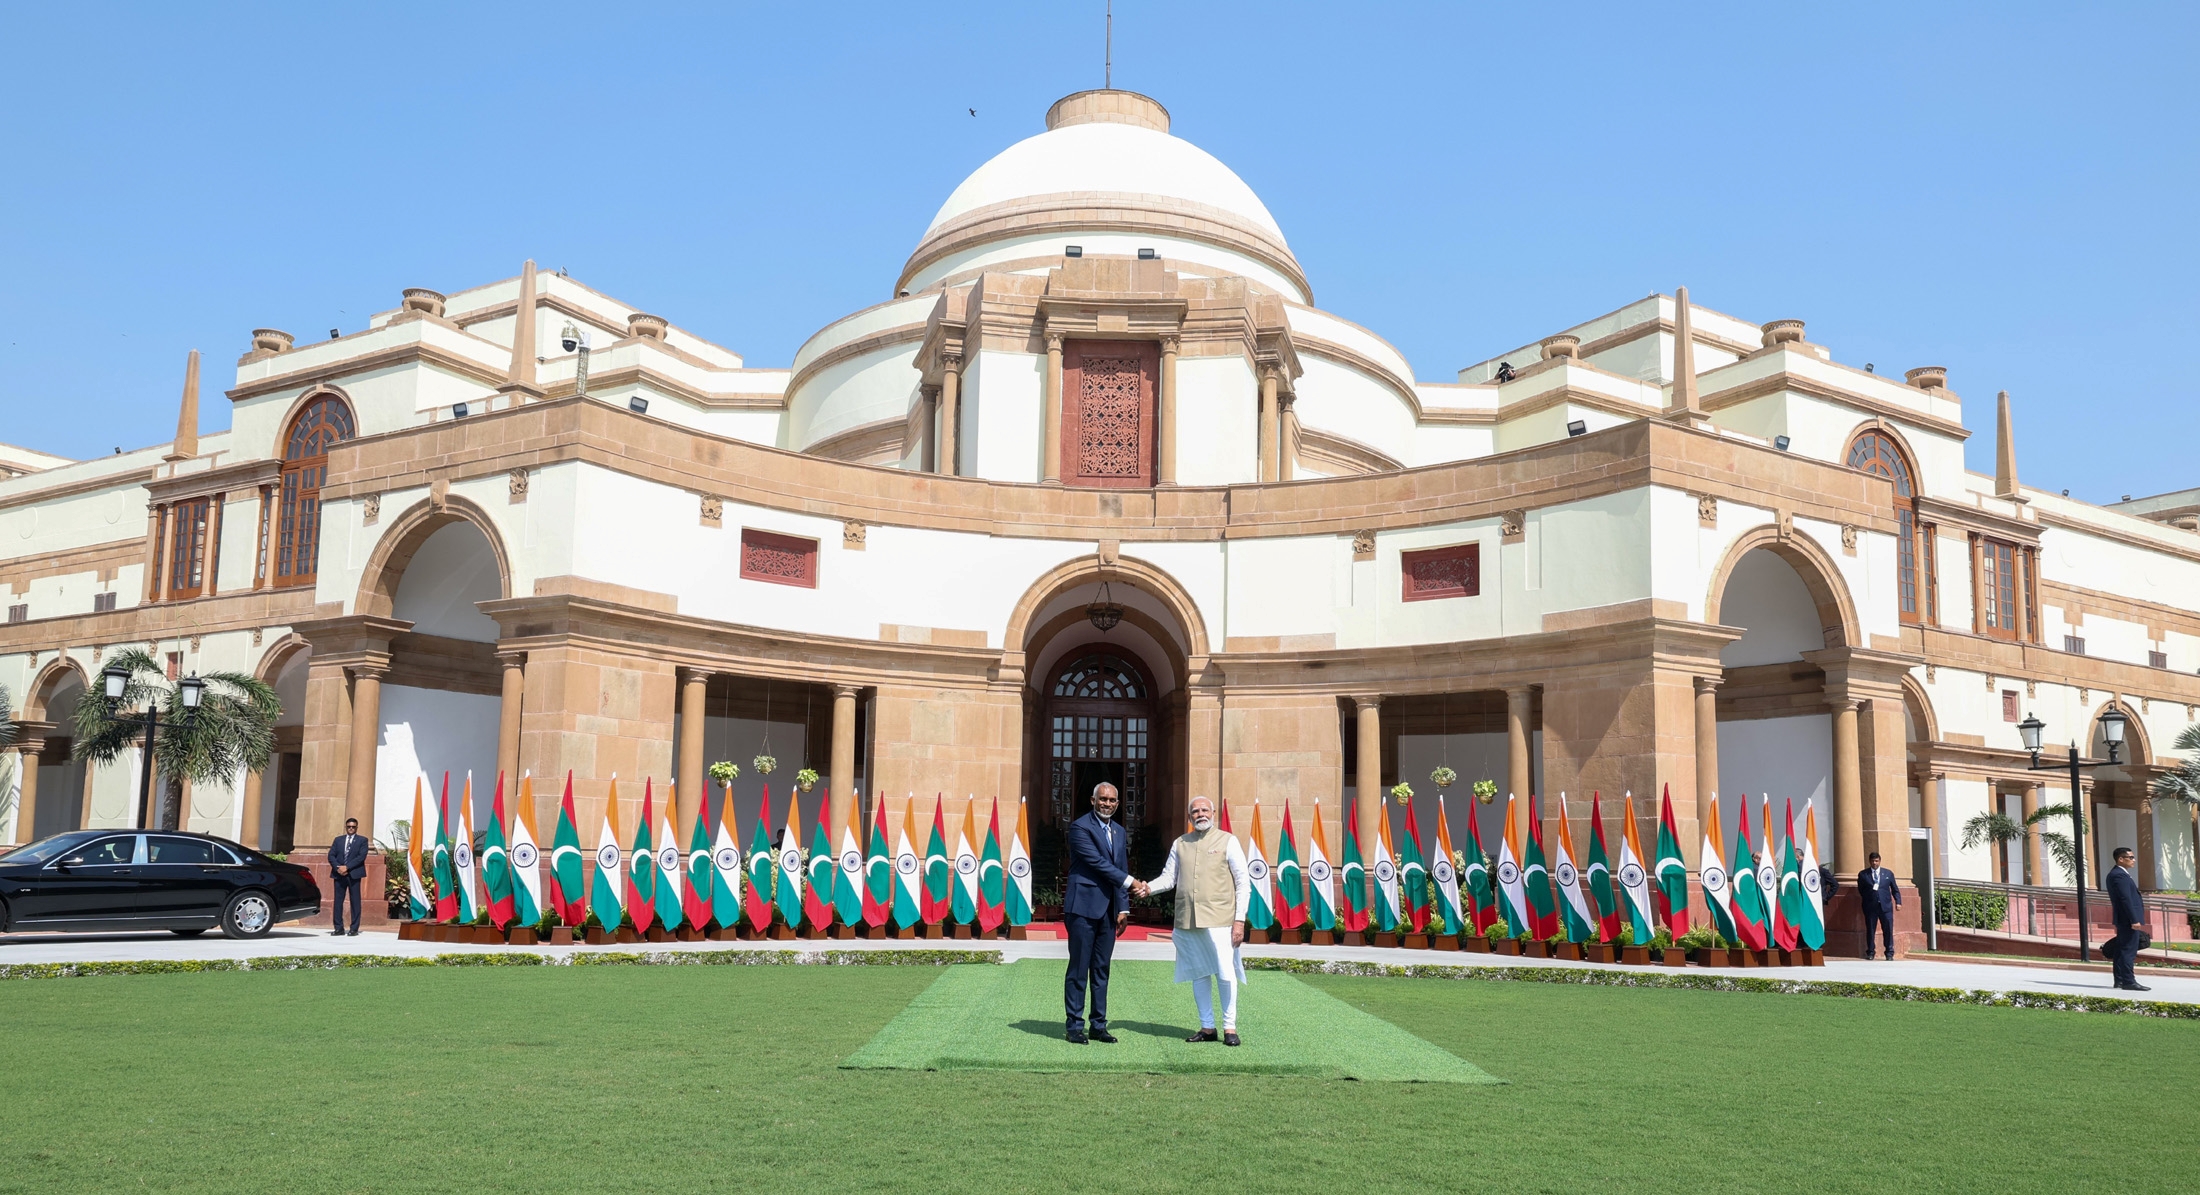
[1702,864,1728,892]
[714,847,740,870]
[1620,862,1644,887]
[1432,858,1455,883]
[1248,858,1269,881]
[1556,862,1577,886]
[1309,860,1332,882]
[1009,857,1030,878]
[957,856,978,875]
[1497,860,1520,885]
[1373,859,1395,882]
[456,844,474,869]
[841,850,862,873]
[1802,869,1822,894]
[597,844,621,870]
[897,854,918,875]
[512,843,537,868]
[659,846,680,871]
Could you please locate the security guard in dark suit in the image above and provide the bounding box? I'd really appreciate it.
[1855,852,1901,960]
[2104,847,2150,992]
[327,818,370,936]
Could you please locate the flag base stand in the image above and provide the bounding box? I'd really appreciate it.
[644,928,671,943]
[1462,936,1490,953]
[831,925,857,940]
[1432,934,1460,952]
[470,927,502,945]
[1342,932,1365,947]
[951,924,973,939]
[704,927,730,941]
[1246,928,1270,945]
[1733,949,1759,968]
[676,927,704,942]
[509,928,539,946]
[1618,945,1648,965]
[1660,948,1688,966]
[1802,948,1824,967]
[1553,942,1581,961]
[893,926,916,940]
[922,923,945,939]
[1309,930,1334,946]
[549,927,574,945]
[1493,939,1522,956]
[615,927,641,944]
[768,925,797,941]
[1008,925,1028,940]
[1584,943,1614,963]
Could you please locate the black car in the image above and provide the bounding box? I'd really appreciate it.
[0,830,322,939]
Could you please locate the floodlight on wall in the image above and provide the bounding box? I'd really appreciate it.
[1137,248,1157,260]
[1774,435,1791,451]
[1566,420,1587,437]
[1064,245,1083,258]
[452,402,469,418]
[329,328,340,340]
[629,396,650,415]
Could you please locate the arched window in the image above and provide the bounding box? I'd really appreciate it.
[1846,429,1921,624]
[1053,655,1146,700]
[274,395,355,588]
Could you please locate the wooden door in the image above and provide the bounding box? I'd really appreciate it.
[1060,340,1157,489]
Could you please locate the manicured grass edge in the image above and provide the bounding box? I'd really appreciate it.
[1247,957,2200,1020]
[0,948,1001,981]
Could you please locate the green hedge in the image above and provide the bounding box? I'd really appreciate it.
[1934,889,2010,930]
[0,948,999,983]
[1243,957,2200,1020]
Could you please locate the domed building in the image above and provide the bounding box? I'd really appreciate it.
[3,90,2196,943]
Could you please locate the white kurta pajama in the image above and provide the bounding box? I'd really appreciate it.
[1142,831,1252,1030]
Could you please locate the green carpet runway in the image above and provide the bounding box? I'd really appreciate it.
[844,959,1500,1083]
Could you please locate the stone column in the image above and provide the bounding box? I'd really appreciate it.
[919,384,939,474]
[2078,780,2100,885]
[1693,676,1721,837]
[1505,687,1533,803]
[2136,796,2158,890]
[1157,336,1179,485]
[1258,367,1280,483]
[239,767,265,851]
[1354,696,1382,911]
[938,354,962,478]
[1278,393,1299,481]
[1041,333,1064,484]
[7,722,51,844]
[2021,782,2045,885]
[676,667,711,836]
[344,664,385,836]
[496,651,527,801]
[830,684,860,838]
[1830,697,1864,872]
[1919,770,1945,877]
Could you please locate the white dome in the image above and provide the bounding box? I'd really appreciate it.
[923,121,1287,245]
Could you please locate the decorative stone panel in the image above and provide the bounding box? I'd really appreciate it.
[699,495,723,528]
[739,528,817,589]
[843,520,867,550]
[1400,543,1479,602]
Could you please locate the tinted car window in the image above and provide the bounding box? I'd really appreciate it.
[147,837,216,865]
[72,837,137,866]
[6,831,101,865]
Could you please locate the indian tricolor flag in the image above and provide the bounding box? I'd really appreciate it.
[1495,794,1529,937]
[1552,794,1595,943]
[892,794,923,930]
[453,774,480,923]
[951,797,980,926]
[1431,796,1466,936]
[1699,793,1738,946]
[1305,797,1337,932]
[406,777,432,921]
[655,789,684,933]
[590,776,625,930]
[1244,799,1275,932]
[1371,803,1400,933]
[1005,797,1033,927]
[776,787,806,931]
[1758,795,1790,951]
[711,782,743,931]
[510,773,544,927]
[1616,790,1657,945]
[1798,805,1828,950]
[835,791,866,929]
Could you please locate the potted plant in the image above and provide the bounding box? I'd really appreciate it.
[1430,765,1457,790]
[795,768,820,794]
[1548,930,1578,961]
[1679,925,1721,966]
[752,753,777,777]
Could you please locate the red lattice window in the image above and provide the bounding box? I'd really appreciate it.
[1061,340,1156,489]
[1401,543,1480,602]
[739,528,818,588]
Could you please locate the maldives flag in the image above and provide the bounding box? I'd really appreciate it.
[711,782,743,930]
[892,795,924,930]
[776,787,806,930]
[432,772,457,921]
[1551,794,1594,943]
[1729,796,1769,950]
[977,799,1006,934]
[1218,797,1232,834]
[1495,795,1530,936]
[626,781,656,934]
[950,798,979,926]
[1616,790,1657,945]
[589,777,625,930]
[510,774,543,928]
[1523,799,1556,938]
[1399,801,1430,933]
[1305,798,1337,932]
[922,796,951,925]
[1005,797,1033,927]
[406,778,432,920]
[1699,793,1739,946]
[1798,805,1828,950]
[1654,784,1691,934]
[1274,802,1307,930]
[453,775,480,923]
[803,792,834,932]
[1774,799,1803,951]
[655,793,684,933]
[549,773,586,925]
[1371,805,1400,933]
[482,774,515,930]
[1339,796,1370,933]
[744,785,775,932]
[1462,797,1496,933]
[1244,799,1276,931]
[1431,796,1465,936]
[862,794,892,928]
[1586,794,1617,942]
[835,794,866,929]
[683,788,712,931]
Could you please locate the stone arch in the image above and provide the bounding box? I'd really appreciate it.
[24,655,90,721]
[1900,674,1940,744]
[254,633,312,683]
[2095,694,2153,767]
[354,494,513,619]
[1004,552,1210,668]
[1705,525,1860,650]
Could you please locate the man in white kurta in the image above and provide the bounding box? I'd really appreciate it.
[1134,796,1252,1045]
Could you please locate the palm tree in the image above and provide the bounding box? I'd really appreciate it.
[71,649,280,831]
[1959,808,2029,882]
[1959,801,2081,884]
[2152,724,2200,817]
[0,683,19,834]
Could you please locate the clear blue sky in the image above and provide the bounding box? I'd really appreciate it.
[2,3,2191,502]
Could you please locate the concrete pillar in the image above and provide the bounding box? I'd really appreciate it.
[296,656,353,849]
[2136,796,2158,890]
[8,722,51,844]
[496,651,526,804]
[1157,335,1179,485]
[919,384,939,474]
[938,355,962,478]
[1918,769,1943,878]
[1831,697,1864,872]
[1042,333,1064,484]
[2021,782,2045,885]
[1693,676,1720,839]
[676,667,710,836]
[1278,393,1299,482]
[830,684,859,839]
[1504,687,1533,804]
[1258,367,1280,483]
[344,665,385,836]
[1354,696,1382,910]
[239,766,264,850]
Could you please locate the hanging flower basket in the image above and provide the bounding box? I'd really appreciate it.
[795,768,820,793]
[1429,766,1456,789]
[708,761,740,785]
[1472,779,1498,805]
[752,754,777,776]
[1388,782,1413,805]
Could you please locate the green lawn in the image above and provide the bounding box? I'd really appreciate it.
[0,963,2191,1193]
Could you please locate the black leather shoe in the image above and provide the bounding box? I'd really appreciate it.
[2123,983,2152,993]
[1089,1029,1118,1044]
[1223,1031,1241,1047]
[1186,1028,1218,1043]
[1066,1027,1089,1044]
[331,930,347,936]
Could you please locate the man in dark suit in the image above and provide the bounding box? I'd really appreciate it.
[328,818,370,937]
[1062,782,1133,1044]
[2104,846,2150,992]
[1855,851,1901,960]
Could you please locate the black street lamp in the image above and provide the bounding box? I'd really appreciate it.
[2018,701,2128,962]
[100,665,205,830]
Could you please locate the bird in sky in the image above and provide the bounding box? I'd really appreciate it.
[968,108,976,116]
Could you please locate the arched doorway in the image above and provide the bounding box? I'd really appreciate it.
[1710,544,1839,859]
[1043,646,1155,828]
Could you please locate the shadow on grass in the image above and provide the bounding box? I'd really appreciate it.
[1008,1018,1197,1040]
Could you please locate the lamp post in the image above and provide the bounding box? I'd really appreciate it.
[2018,701,2128,962]
[101,665,204,831]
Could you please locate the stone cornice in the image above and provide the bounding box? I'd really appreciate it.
[145,457,282,503]
[1697,368,1972,442]
[225,340,508,403]
[1916,494,2040,544]
[2036,507,2200,566]
[0,585,318,653]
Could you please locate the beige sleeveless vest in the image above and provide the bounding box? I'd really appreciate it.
[1174,829,1236,930]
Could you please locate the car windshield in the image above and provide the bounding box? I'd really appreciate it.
[4,831,103,865]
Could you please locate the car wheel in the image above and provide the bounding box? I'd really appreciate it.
[170,928,209,938]
[222,890,277,939]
